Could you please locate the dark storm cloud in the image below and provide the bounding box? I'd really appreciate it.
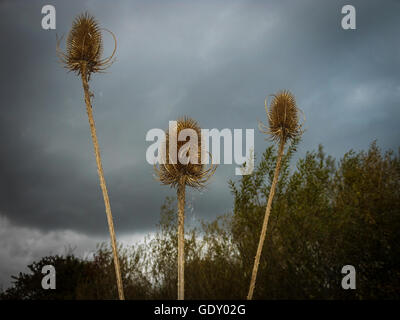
[0,0,399,239]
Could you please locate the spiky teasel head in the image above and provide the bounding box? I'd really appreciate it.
[155,117,217,189]
[259,90,304,144]
[56,12,116,79]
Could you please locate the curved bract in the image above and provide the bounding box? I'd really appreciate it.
[56,12,116,78]
[154,117,217,189]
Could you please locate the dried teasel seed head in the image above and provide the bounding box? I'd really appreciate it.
[259,90,304,144]
[154,117,217,189]
[57,12,116,78]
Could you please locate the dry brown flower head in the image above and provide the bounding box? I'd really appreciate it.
[154,117,217,189]
[56,12,116,79]
[259,90,304,144]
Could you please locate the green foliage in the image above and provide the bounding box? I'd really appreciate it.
[228,140,399,299]
[0,254,87,300]
[1,141,399,299]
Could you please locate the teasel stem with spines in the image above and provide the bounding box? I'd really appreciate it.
[177,177,186,300]
[154,117,217,300]
[57,12,124,300]
[247,90,304,300]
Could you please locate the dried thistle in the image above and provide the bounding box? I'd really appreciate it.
[155,116,217,189]
[154,116,216,300]
[56,13,124,300]
[259,90,304,144]
[248,90,304,300]
[56,12,116,79]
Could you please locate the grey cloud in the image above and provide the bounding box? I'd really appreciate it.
[0,215,148,289]
[0,0,399,240]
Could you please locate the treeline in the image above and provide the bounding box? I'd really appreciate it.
[1,140,399,299]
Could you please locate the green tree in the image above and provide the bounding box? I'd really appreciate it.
[0,254,87,300]
[229,140,399,299]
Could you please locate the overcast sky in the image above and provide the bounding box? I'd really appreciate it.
[0,0,399,289]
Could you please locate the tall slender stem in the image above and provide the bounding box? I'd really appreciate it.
[177,180,186,300]
[80,64,125,300]
[247,140,285,300]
